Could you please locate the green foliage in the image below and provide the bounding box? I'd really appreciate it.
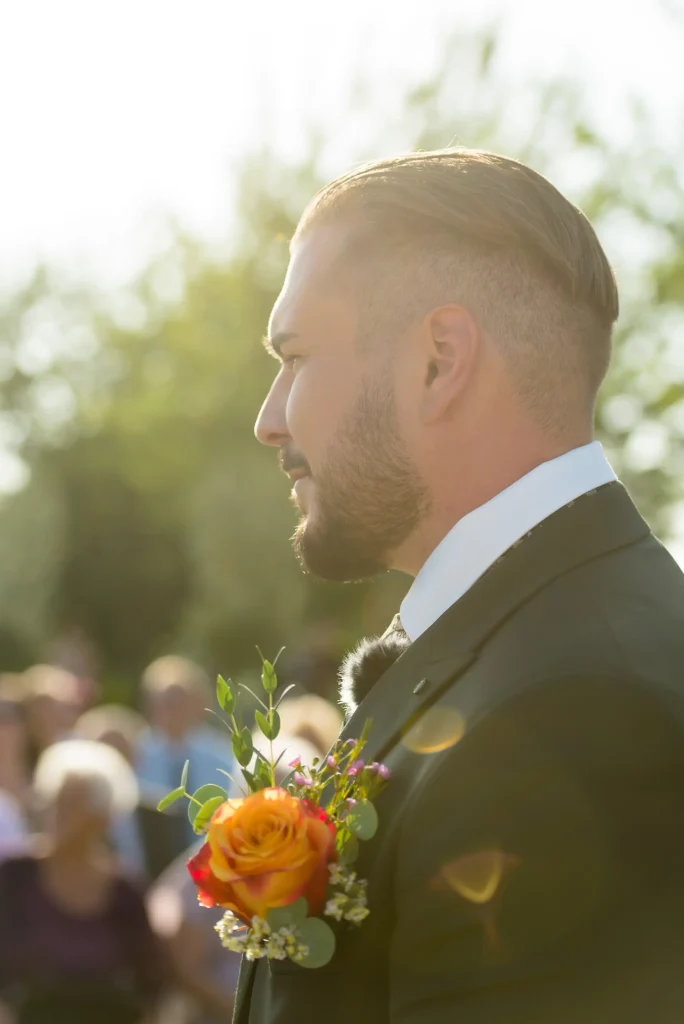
[1,27,684,680]
[157,786,185,812]
[345,800,379,841]
[260,657,278,694]
[266,897,308,931]
[255,708,280,741]
[232,726,254,768]
[188,783,227,830]
[336,830,359,865]
[193,795,225,832]
[295,917,336,969]
[216,674,235,714]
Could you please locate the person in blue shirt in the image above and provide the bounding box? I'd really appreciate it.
[135,656,236,846]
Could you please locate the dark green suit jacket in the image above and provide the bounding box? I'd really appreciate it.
[236,483,684,1023]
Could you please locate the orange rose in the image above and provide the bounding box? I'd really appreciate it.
[187,787,336,923]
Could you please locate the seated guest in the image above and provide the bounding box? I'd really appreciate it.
[21,664,82,770]
[0,677,31,862]
[75,704,185,882]
[136,656,236,846]
[0,739,165,1024]
[73,704,147,766]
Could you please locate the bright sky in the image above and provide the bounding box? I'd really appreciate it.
[0,0,682,492]
[1,0,682,289]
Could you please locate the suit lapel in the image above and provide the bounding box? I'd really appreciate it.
[339,483,650,767]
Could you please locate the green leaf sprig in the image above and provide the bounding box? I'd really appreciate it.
[156,648,293,831]
[286,720,391,865]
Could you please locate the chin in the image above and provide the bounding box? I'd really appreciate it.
[293,521,387,583]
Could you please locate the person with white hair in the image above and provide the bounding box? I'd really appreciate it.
[0,739,165,1024]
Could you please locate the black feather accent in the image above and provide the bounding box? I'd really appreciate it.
[338,632,411,718]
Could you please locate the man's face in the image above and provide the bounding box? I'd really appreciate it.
[255,226,429,581]
[152,685,195,742]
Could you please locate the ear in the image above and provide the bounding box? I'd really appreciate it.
[420,304,480,422]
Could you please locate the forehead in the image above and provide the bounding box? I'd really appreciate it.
[269,224,360,338]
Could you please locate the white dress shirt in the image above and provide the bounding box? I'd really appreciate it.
[400,441,617,642]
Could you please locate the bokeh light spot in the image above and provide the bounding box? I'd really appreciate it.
[437,849,519,904]
[401,706,465,754]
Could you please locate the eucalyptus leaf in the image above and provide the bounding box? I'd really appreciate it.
[266,897,308,931]
[270,710,281,740]
[188,784,227,827]
[231,731,244,764]
[235,746,252,768]
[346,800,378,841]
[193,794,224,832]
[240,726,254,758]
[157,786,185,812]
[180,759,189,790]
[294,917,336,969]
[232,729,254,768]
[255,759,273,788]
[216,674,234,714]
[261,659,277,694]
[337,831,359,865]
[255,709,272,740]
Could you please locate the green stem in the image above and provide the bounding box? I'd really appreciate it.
[269,690,275,787]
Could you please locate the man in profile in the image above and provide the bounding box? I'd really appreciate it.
[237,149,684,1023]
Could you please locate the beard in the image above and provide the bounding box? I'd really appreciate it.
[290,376,430,582]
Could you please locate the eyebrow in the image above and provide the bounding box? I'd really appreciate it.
[262,331,299,358]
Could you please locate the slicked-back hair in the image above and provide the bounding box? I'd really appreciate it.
[294,148,618,431]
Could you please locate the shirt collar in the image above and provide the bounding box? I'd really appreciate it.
[400,441,617,642]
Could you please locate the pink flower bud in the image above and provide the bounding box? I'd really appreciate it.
[326,755,337,769]
[347,759,365,777]
[288,756,302,769]
[293,771,312,787]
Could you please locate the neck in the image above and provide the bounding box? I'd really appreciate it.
[394,429,593,577]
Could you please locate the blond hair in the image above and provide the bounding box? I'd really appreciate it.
[295,148,618,430]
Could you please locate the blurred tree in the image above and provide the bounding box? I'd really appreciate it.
[0,29,683,691]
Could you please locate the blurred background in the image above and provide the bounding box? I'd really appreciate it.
[2,0,684,691]
[1,0,684,1019]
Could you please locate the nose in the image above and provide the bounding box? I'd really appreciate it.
[254,373,291,448]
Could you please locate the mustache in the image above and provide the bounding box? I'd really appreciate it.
[279,448,312,476]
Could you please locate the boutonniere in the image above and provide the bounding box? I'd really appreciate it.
[157,651,390,968]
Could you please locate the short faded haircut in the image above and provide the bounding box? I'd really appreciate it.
[293,148,618,430]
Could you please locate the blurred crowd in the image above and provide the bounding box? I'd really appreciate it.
[0,655,343,1024]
